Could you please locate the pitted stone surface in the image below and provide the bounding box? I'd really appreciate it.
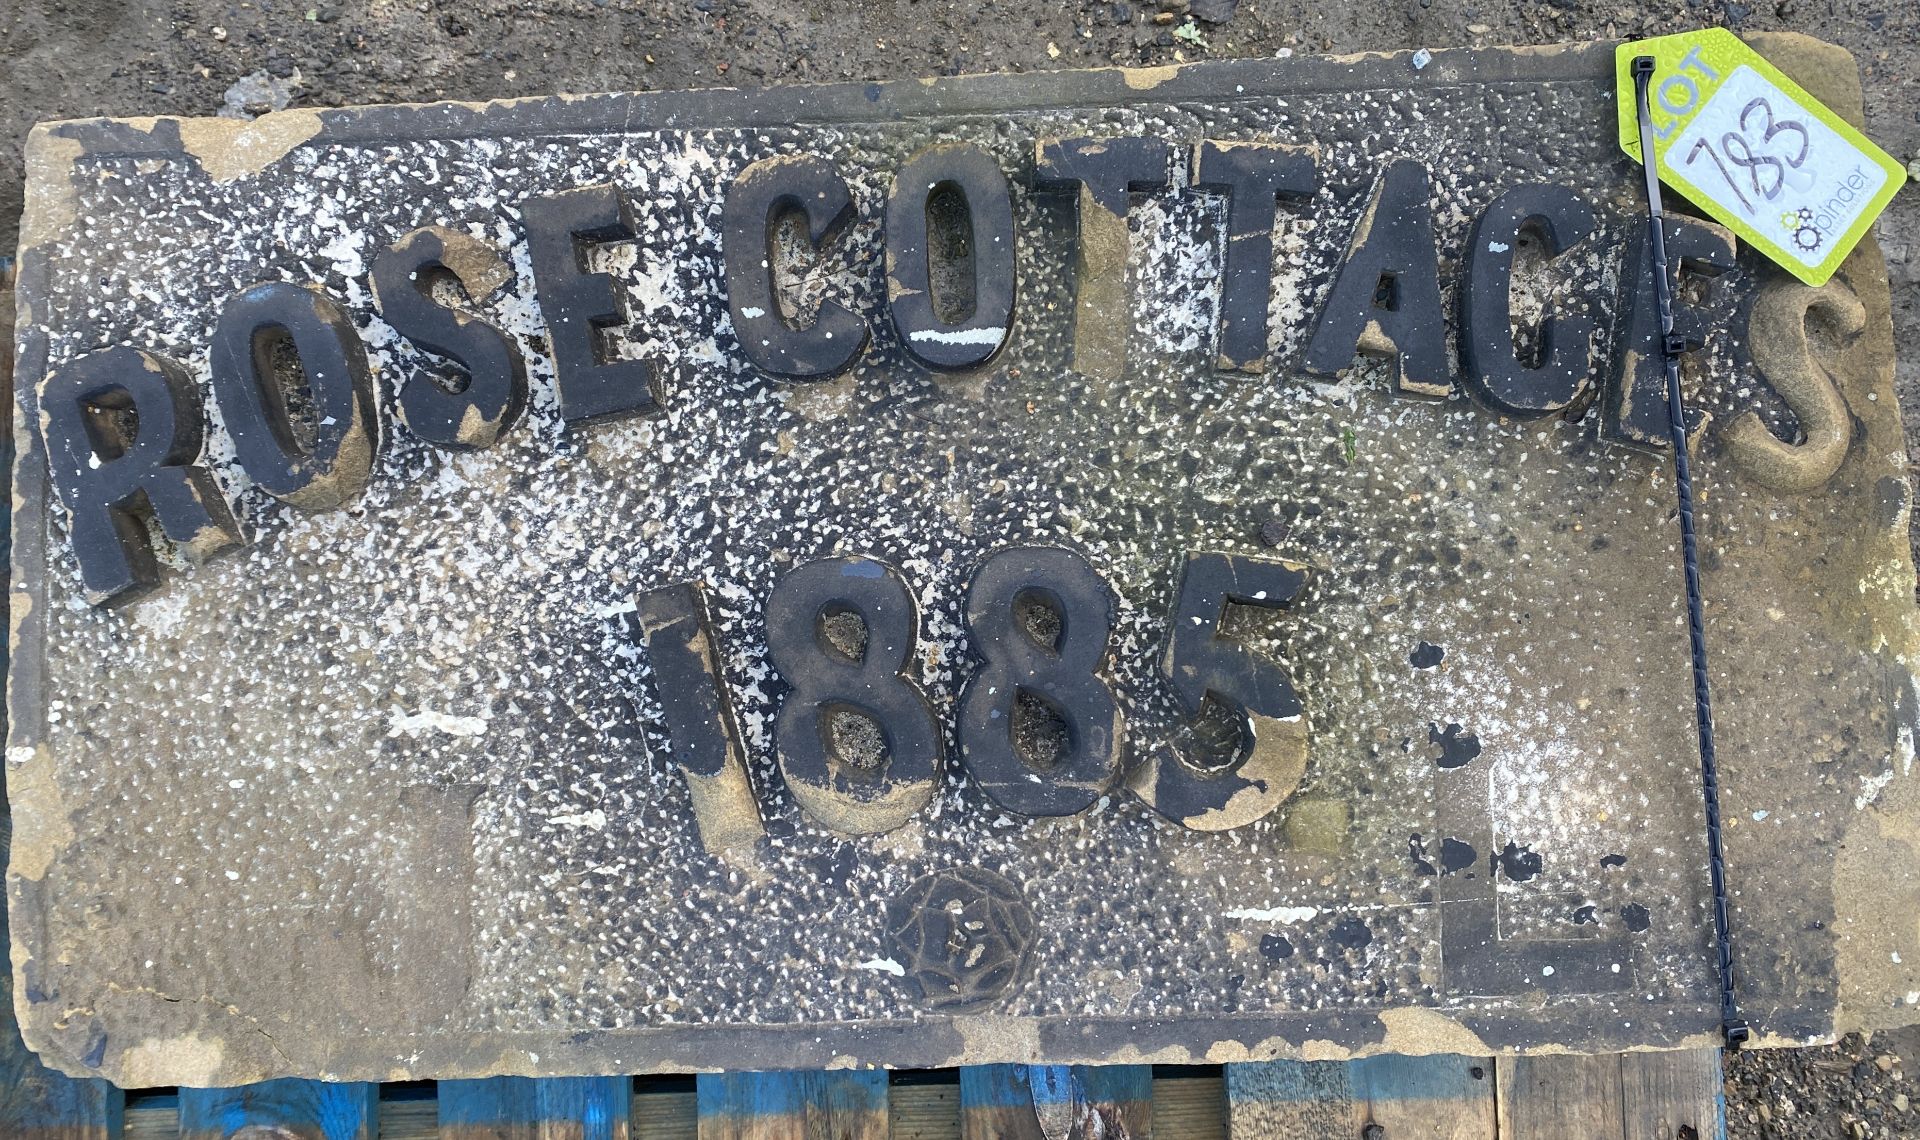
[8,38,1920,1085]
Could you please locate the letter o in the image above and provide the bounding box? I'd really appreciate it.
[1658,75,1698,117]
[883,143,1017,370]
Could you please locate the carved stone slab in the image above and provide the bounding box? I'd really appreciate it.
[10,35,1919,1086]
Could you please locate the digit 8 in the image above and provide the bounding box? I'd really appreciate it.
[764,556,941,835]
[957,546,1124,816]
[1720,132,1786,201]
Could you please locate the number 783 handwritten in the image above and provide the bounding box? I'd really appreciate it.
[630,548,1313,849]
[1651,47,1813,218]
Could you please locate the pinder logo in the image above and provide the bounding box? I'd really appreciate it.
[1779,207,1824,253]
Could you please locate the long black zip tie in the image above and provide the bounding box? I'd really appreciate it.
[1630,55,1751,1051]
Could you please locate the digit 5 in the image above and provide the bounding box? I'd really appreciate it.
[1129,552,1312,831]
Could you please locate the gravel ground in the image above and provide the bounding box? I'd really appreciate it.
[1729,1030,1920,1139]
[3,0,1918,1134]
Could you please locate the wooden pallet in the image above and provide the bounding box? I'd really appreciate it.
[4,1034,1727,1139]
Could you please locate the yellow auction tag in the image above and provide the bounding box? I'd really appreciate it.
[1615,29,1905,285]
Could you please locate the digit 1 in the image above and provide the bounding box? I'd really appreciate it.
[764,557,942,835]
[1131,552,1312,831]
[636,581,765,855]
[957,546,1125,816]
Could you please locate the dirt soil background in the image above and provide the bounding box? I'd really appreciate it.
[3,0,1919,1135]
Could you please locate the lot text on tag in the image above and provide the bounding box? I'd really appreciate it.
[1615,28,1905,285]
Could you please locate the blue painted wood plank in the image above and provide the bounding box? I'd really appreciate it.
[1227,1054,1495,1137]
[695,1071,887,1140]
[178,1079,377,1140]
[1224,1058,1350,1136]
[437,1076,630,1139]
[959,1064,1153,1138]
[0,1046,122,1140]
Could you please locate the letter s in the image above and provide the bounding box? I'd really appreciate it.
[1724,277,1866,493]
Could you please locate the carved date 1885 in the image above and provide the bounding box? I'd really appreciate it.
[639,549,1309,841]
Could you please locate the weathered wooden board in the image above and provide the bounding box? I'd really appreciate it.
[959,1064,1153,1139]
[109,1059,1728,1138]
[1495,1052,1725,1140]
[1148,1075,1227,1140]
[0,1001,124,1140]
[177,1080,377,1140]
[437,1076,630,1140]
[1225,1055,1494,1138]
[1496,1055,1624,1138]
[1621,1051,1725,1140]
[694,1072,888,1140]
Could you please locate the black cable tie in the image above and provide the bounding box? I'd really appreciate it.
[1630,53,1750,1051]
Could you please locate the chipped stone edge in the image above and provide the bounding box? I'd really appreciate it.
[12,39,1613,258]
[171,109,326,184]
[1747,30,1920,1043]
[16,127,85,265]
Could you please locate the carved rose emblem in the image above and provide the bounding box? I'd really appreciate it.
[884,866,1035,1011]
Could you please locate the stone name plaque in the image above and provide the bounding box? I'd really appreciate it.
[10,36,1920,1086]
